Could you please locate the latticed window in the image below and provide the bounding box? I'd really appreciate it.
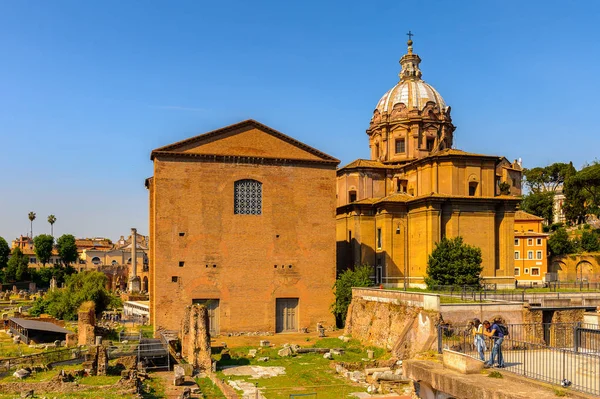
[234,179,262,215]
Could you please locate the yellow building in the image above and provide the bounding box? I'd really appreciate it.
[513,211,548,285]
[336,39,522,288]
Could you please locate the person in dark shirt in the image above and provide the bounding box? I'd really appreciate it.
[483,318,505,367]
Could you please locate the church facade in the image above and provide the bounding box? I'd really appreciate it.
[147,120,339,334]
[336,39,523,288]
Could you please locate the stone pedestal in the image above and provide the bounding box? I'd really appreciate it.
[129,276,141,293]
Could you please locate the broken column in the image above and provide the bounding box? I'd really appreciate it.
[180,304,212,371]
[78,301,96,346]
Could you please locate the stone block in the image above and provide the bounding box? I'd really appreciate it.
[257,357,269,362]
[174,375,185,386]
[323,352,332,359]
[260,340,270,347]
[248,349,257,358]
[278,347,293,357]
[174,365,185,378]
[442,349,484,374]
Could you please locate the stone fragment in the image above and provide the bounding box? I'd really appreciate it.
[174,375,185,386]
[174,365,185,378]
[13,369,30,379]
[248,349,257,358]
[323,352,332,359]
[260,340,270,347]
[331,349,343,356]
[366,349,374,359]
[278,347,293,357]
[290,344,301,353]
[257,357,269,362]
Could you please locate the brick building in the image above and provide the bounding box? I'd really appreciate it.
[336,39,523,288]
[147,120,339,334]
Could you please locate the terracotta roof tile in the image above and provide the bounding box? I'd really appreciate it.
[515,210,544,221]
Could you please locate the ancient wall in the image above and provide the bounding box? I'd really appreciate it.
[78,301,96,346]
[344,297,439,359]
[550,254,600,282]
[180,304,212,371]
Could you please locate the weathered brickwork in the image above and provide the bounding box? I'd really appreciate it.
[148,120,339,334]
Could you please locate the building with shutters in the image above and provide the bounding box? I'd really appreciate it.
[146,120,339,334]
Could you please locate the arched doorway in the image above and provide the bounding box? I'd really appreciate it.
[576,261,594,283]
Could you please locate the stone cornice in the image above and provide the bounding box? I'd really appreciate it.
[152,151,339,168]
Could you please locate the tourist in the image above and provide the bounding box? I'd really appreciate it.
[471,318,486,361]
[484,318,505,368]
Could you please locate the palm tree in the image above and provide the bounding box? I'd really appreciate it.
[28,212,36,239]
[48,215,57,236]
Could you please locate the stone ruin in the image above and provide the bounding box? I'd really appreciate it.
[83,345,109,376]
[180,304,212,371]
[78,301,96,346]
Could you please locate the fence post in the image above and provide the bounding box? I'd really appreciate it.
[573,322,581,352]
[437,325,442,354]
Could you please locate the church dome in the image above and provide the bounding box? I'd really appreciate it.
[371,37,449,122]
[375,80,447,114]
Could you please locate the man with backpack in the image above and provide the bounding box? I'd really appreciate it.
[483,317,507,368]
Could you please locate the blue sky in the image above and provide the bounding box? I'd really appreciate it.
[1,0,599,242]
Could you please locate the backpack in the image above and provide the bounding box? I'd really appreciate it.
[498,324,509,336]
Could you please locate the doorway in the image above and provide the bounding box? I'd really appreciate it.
[192,299,220,336]
[276,298,298,333]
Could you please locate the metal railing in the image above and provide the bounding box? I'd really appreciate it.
[438,322,600,395]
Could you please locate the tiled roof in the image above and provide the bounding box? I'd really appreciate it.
[515,211,544,221]
[339,159,388,170]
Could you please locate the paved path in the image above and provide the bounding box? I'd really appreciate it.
[498,349,600,395]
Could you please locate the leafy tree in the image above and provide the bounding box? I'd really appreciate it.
[567,162,600,217]
[33,234,54,267]
[29,265,75,287]
[520,191,554,224]
[29,271,121,320]
[425,236,482,288]
[48,215,57,236]
[523,163,571,193]
[28,211,36,238]
[498,181,511,195]
[0,237,10,270]
[57,234,78,266]
[580,229,600,252]
[548,228,575,256]
[5,247,28,282]
[332,265,372,327]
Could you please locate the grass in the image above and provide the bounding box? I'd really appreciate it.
[214,337,390,399]
[196,376,227,399]
[0,332,49,357]
[142,374,167,399]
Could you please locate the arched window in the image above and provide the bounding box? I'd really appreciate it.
[234,179,262,215]
[91,257,101,265]
[111,260,118,266]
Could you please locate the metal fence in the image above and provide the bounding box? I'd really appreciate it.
[438,322,600,395]
[427,284,600,304]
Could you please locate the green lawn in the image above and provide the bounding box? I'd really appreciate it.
[214,338,390,399]
[196,376,227,399]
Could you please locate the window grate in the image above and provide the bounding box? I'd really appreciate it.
[234,179,262,215]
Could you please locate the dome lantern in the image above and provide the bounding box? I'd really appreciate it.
[367,33,455,164]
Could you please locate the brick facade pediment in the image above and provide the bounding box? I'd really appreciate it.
[151,119,338,165]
